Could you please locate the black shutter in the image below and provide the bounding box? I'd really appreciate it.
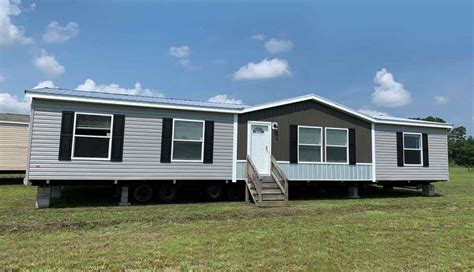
[58,111,74,160]
[396,132,404,167]
[289,125,298,164]
[349,128,356,165]
[422,133,429,167]
[160,118,173,163]
[111,114,125,162]
[203,121,214,164]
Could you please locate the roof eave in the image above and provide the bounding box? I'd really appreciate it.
[25,91,454,129]
[25,92,243,114]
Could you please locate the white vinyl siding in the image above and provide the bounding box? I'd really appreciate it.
[27,99,234,181]
[375,124,448,181]
[0,123,29,171]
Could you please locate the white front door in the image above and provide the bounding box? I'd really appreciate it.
[248,122,271,175]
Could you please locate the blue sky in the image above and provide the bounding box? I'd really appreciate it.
[1,0,472,133]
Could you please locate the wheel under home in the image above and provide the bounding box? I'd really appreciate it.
[133,184,154,203]
[158,183,177,203]
[205,184,223,201]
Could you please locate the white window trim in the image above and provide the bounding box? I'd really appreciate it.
[71,112,114,161]
[297,125,323,163]
[325,127,349,164]
[171,118,205,162]
[402,132,423,167]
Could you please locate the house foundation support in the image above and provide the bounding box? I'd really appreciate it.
[119,186,131,206]
[36,186,51,208]
[347,185,359,199]
[51,186,62,199]
[421,184,436,196]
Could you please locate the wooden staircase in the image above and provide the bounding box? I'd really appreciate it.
[245,155,289,207]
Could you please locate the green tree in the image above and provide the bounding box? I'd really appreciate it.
[411,116,446,123]
[448,126,467,142]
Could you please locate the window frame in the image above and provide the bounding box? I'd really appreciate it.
[297,125,323,163]
[171,118,205,162]
[71,112,114,161]
[324,127,349,164]
[402,132,423,166]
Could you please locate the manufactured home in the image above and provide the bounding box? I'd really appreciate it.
[0,113,30,172]
[24,88,451,208]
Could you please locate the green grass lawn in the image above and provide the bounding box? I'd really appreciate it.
[0,168,473,270]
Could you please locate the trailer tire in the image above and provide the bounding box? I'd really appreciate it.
[158,184,177,203]
[205,184,223,201]
[133,184,154,203]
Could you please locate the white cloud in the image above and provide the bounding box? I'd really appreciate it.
[358,108,390,117]
[434,95,448,105]
[0,92,29,113]
[42,21,79,43]
[251,34,265,41]
[33,49,65,77]
[372,68,411,107]
[208,94,243,104]
[169,45,190,58]
[76,79,163,97]
[33,80,55,89]
[168,45,198,69]
[233,58,291,81]
[264,38,294,54]
[0,0,33,46]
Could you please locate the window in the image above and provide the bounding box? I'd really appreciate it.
[403,133,422,166]
[172,119,204,161]
[325,128,348,163]
[72,113,113,159]
[298,126,322,162]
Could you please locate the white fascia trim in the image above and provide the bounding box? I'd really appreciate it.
[26,93,242,114]
[375,120,452,129]
[0,121,29,125]
[371,123,376,182]
[232,114,238,183]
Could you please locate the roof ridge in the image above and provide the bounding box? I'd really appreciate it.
[31,87,247,107]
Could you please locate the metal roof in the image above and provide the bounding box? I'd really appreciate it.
[356,109,452,127]
[0,113,30,123]
[25,88,248,110]
[25,88,451,128]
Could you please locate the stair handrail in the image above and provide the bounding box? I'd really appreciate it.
[271,156,289,201]
[246,154,263,202]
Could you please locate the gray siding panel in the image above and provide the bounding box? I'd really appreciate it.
[236,161,372,181]
[374,124,449,181]
[28,99,234,181]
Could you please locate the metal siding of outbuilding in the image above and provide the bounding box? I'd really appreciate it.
[0,123,29,171]
[27,99,234,181]
[374,124,449,181]
[237,100,372,163]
